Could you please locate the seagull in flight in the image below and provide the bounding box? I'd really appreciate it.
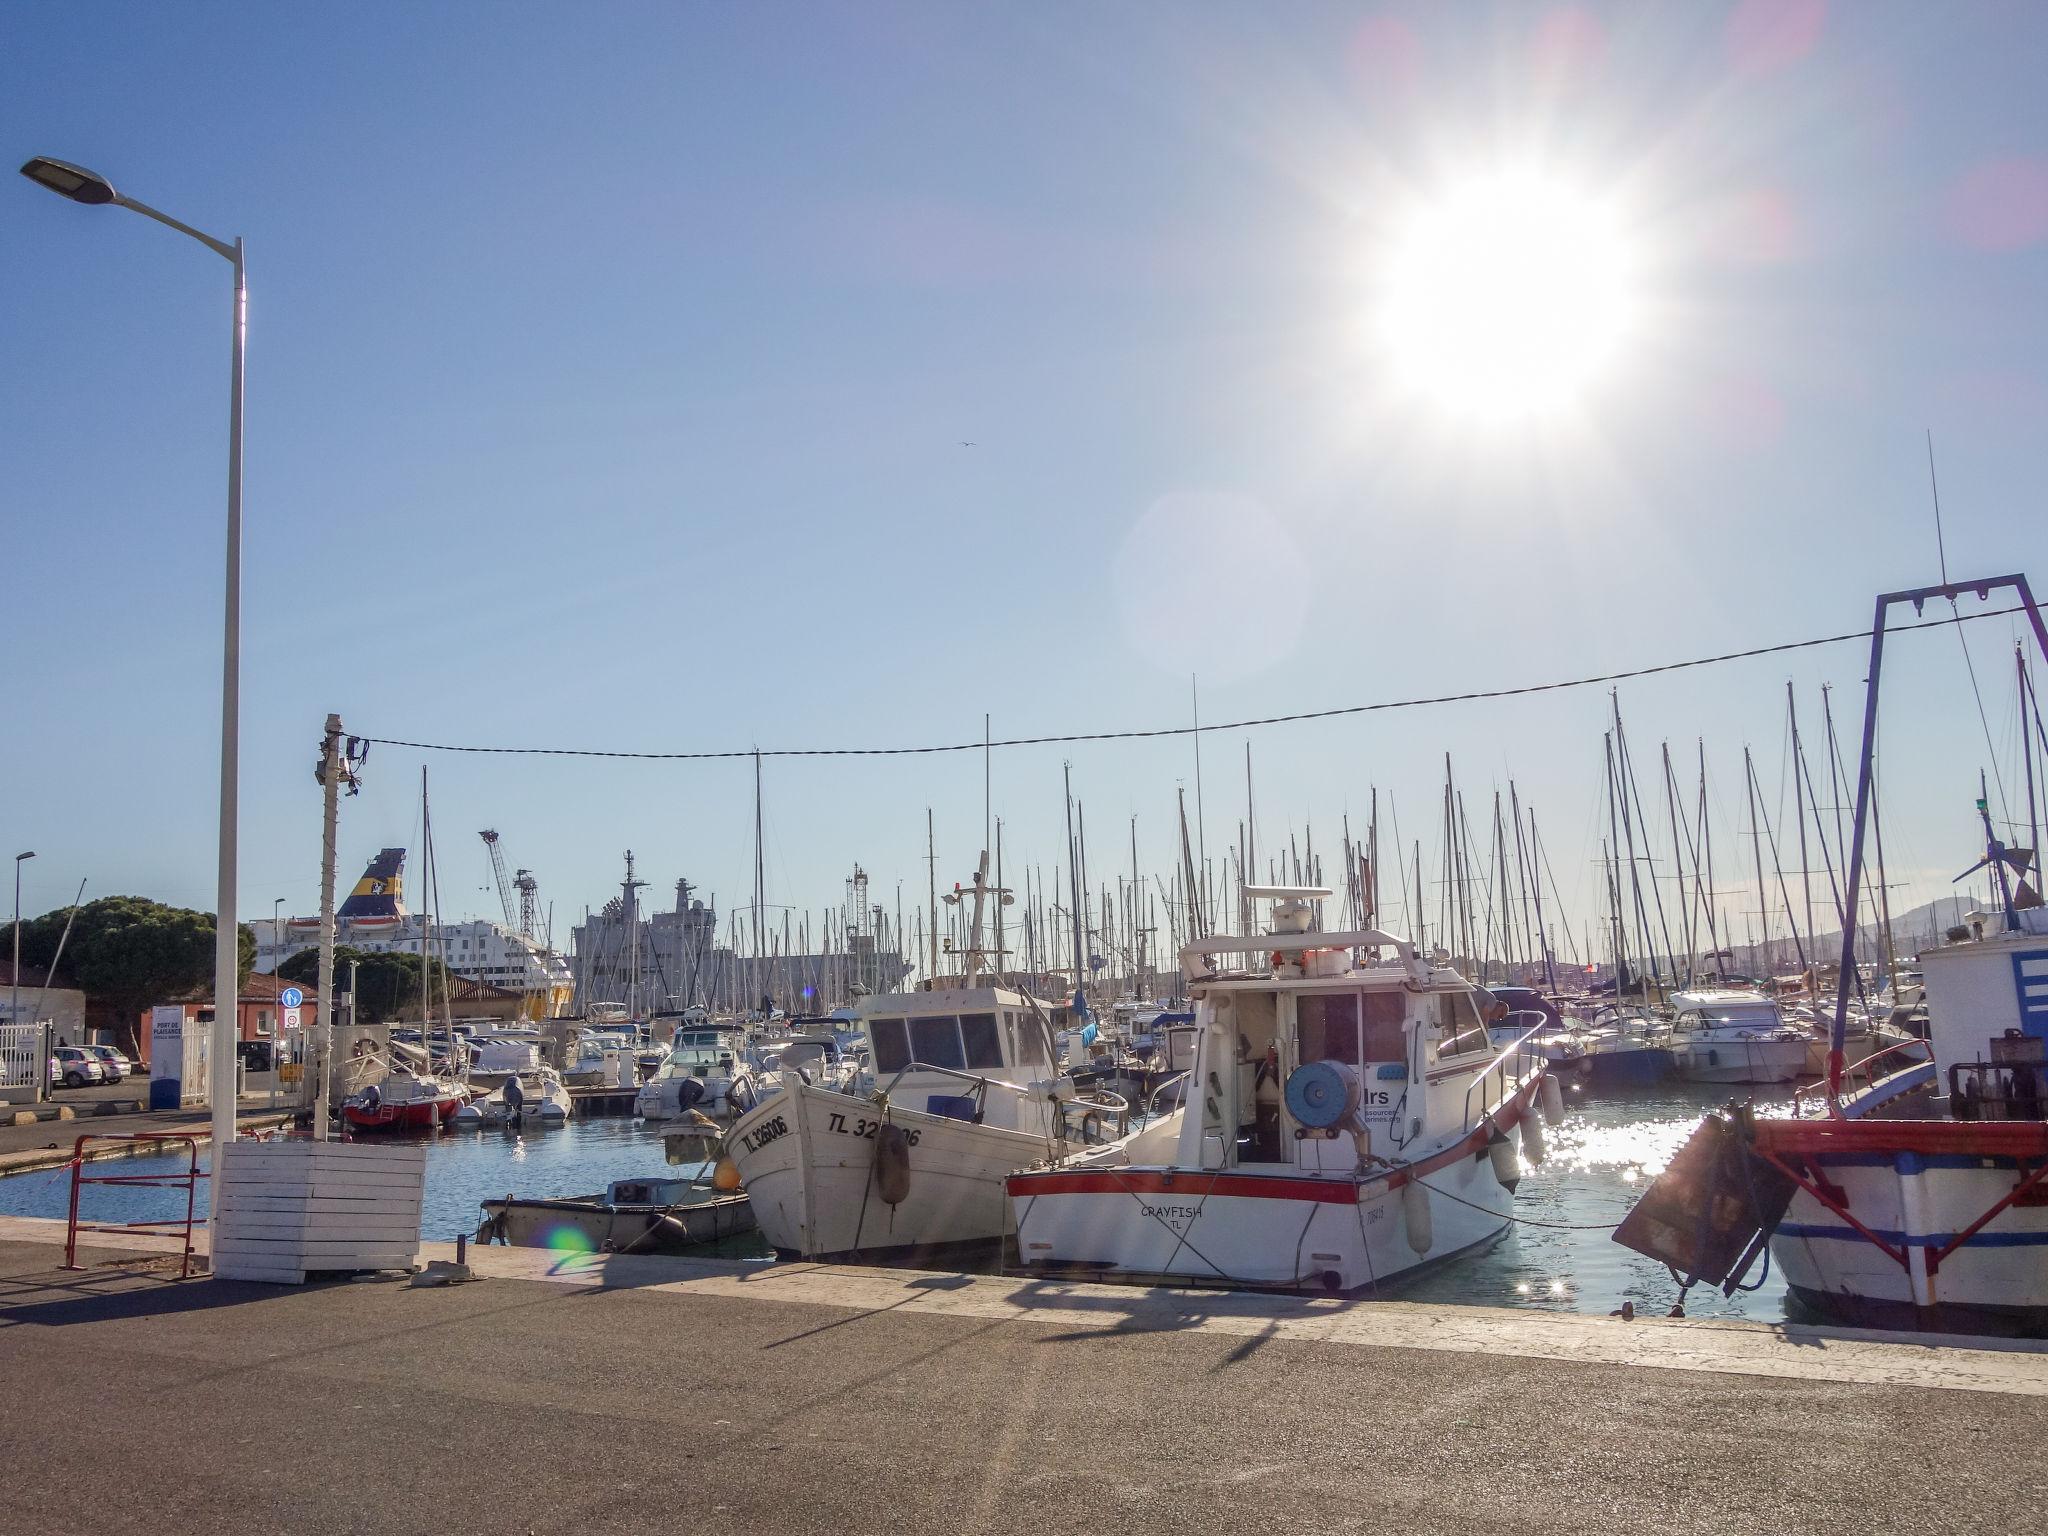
[959,440,976,447]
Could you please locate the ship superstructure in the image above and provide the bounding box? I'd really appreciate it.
[254,848,574,1017]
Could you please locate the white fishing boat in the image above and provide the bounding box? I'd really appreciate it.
[721,849,1127,1261]
[453,1065,572,1127]
[1006,888,1560,1293]
[1666,990,1808,1084]
[722,983,1125,1260]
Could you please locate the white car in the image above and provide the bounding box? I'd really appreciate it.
[50,1046,107,1089]
[88,1045,132,1082]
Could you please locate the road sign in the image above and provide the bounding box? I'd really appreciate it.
[283,1007,302,1031]
[279,986,304,1009]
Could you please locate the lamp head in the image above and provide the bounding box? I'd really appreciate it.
[13,852,33,863]
[19,157,117,206]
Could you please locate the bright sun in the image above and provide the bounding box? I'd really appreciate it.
[1378,171,1638,420]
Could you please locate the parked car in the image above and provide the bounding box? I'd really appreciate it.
[236,1039,277,1072]
[50,1046,107,1089]
[88,1044,132,1081]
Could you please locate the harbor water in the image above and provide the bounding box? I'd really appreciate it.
[0,1081,1793,1321]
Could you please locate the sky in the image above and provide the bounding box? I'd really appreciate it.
[4,1,2046,967]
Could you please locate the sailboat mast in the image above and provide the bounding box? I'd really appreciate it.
[925,809,938,990]
[1788,682,1815,987]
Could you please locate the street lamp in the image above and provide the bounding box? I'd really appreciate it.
[20,156,245,1171]
[12,853,35,1094]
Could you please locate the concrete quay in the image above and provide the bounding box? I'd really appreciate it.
[0,1216,2042,1536]
[0,1103,295,1177]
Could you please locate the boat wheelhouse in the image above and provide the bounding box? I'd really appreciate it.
[1006,888,1558,1293]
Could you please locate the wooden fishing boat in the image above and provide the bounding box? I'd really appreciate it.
[478,1176,754,1255]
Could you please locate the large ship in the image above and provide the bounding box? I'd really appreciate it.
[254,849,574,1018]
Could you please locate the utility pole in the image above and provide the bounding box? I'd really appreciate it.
[312,714,346,1140]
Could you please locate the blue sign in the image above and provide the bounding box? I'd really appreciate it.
[279,985,304,1009]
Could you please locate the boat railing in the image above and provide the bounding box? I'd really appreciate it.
[876,1060,1131,1142]
[1145,1070,1189,1117]
[1792,1037,1934,1118]
[1461,1022,1549,1132]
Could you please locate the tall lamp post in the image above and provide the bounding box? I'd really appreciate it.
[12,852,35,1098]
[19,156,244,1173]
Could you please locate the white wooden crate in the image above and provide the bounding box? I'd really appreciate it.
[212,1141,426,1284]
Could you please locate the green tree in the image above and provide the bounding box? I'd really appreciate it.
[13,896,257,1053]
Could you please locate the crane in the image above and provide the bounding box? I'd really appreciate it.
[480,830,518,930]
[514,869,539,939]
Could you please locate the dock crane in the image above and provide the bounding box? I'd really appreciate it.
[480,830,518,930]
[480,829,543,939]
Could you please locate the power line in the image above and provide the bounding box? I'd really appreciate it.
[362,602,2034,763]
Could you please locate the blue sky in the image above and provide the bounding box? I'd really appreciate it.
[4,2,2045,964]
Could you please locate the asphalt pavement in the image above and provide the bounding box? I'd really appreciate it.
[1,1229,2041,1536]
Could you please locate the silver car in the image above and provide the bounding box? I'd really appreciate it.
[88,1044,132,1082]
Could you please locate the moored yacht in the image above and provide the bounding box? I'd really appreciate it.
[635,1027,758,1120]
[1666,990,1808,1084]
[1005,887,1560,1293]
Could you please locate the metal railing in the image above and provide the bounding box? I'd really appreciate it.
[875,1060,1130,1143]
[1461,1023,1549,1132]
[1791,1037,1934,1119]
[63,1133,206,1279]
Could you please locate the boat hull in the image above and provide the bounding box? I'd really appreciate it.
[342,1095,459,1131]
[1546,1041,1671,1088]
[724,1079,1055,1260]
[1670,1036,1807,1084]
[1756,1119,2048,1336]
[1007,1086,1540,1293]
[479,1193,754,1254]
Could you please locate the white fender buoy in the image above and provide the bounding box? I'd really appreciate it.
[1402,1177,1433,1256]
[1520,1106,1548,1167]
[1487,1133,1520,1190]
[1540,1073,1565,1126]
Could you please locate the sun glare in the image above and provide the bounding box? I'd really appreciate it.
[1378,170,1638,420]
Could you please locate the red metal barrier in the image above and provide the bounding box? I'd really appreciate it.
[63,1133,206,1279]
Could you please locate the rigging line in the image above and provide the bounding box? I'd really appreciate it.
[361,602,2034,762]
[1925,433,2010,821]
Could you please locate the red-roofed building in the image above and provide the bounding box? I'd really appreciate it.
[138,972,319,1066]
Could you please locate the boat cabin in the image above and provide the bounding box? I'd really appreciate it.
[1175,910,1502,1174]
[655,1028,745,1082]
[1916,910,2048,1118]
[856,985,1066,1131]
[1668,990,1786,1032]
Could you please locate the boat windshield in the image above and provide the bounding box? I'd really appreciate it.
[1703,1006,1781,1029]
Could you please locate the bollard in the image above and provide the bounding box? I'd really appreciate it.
[456,1231,467,1265]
